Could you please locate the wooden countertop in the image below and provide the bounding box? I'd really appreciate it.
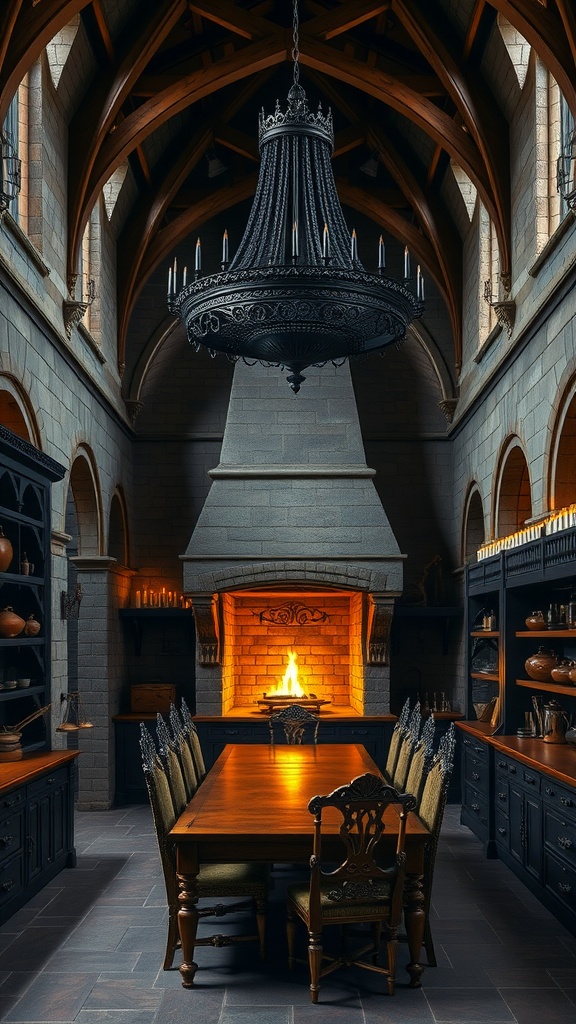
[0,750,79,796]
[457,721,576,789]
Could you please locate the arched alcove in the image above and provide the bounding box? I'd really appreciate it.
[494,439,533,538]
[68,446,102,557]
[550,388,576,510]
[108,489,129,566]
[0,375,41,446]
[462,486,485,564]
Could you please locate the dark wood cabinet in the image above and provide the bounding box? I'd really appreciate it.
[0,752,78,925]
[0,426,65,751]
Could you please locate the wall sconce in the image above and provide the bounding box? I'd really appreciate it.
[61,582,84,619]
[557,128,576,209]
[206,147,228,178]
[56,690,93,732]
[359,152,379,178]
[0,129,22,213]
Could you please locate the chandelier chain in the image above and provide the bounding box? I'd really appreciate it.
[292,0,300,85]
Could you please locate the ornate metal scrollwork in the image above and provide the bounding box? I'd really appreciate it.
[258,601,328,626]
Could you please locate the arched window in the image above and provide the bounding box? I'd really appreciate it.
[495,441,533,539]
[462,487,485,565]
[549,385,576,511]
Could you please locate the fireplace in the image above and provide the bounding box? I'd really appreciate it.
[182,361,404,718]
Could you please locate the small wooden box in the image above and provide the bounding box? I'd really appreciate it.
[130,684,177,714]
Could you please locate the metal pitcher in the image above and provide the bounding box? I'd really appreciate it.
[541,700,570,743]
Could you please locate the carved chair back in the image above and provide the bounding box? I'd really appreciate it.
[156,712,188,815]
[269,703,319,744]
[307,773,417,934]
[405,714,435,807]
[180,697,206,780]
[392,704,422,791]
[384,697,411,779]
[169,702,198,800]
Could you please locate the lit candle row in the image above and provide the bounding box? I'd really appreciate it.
[133,588,191,608]
[477,504,576,560]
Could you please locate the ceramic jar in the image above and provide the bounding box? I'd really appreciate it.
[0,606,26,638]
[551,658,575,684]
[568,663,576,685]
[524,646,558,682]
[23,614,41,637]
[525,610,546,631]
[0,526,13,572]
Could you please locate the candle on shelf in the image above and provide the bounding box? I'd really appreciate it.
[195,238,201,274]
[150,589,155,607]
[322,222,330,259]
[351,228,358,260]
[143,588,148,607]
[162,587,166,607]
[378,234,385,272]
[404,246,410,280]
[135,590,141,608]
[222,229,229,265]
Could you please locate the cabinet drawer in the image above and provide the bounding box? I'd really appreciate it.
[495,779,509,810]
[463,753,489,793]
[461,736,488,761]
[0,809,24,865]
[463,781,489,828]
[0,852,25,910]
[27,767,69,799]
[542,780,576,815]
[0,789,24,814]
[495,756,540,792]
[545,808,576,868]
[495,809,510,846]
[545,851,576,912]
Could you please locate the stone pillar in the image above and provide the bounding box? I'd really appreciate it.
[71,556,134,810]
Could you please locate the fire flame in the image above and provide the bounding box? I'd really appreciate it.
[268,650,306,698]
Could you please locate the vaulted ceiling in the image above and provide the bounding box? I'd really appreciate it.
[1,0,575,381]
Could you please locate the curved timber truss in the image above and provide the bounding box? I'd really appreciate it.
[1,1,575,379]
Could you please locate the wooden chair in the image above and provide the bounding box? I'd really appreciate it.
[391,704,422,791]
[180,697,207,781]
[404,714,435,808]
[286,773,416,1002]
[269,703,319,744]
[414,723,456,966]
[168,703,198,800]
[140,723,268,970]
[383,698,411,782]
[155,712,189,814]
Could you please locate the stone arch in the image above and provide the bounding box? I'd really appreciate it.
[68,445,103,556]
[548,372,576,511]
[0,373,42,447]
[462,483,485,565]
[108,487,130,566]
[493,436,533,539]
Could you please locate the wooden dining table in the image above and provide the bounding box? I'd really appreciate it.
[169,742,430,989]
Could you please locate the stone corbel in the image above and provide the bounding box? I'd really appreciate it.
[492,300,516,338]
[438,398,457,424]
[191,594,221,665]
[365,595,395,666]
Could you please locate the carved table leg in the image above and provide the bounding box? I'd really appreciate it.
[176,846,199,987]
[403,872,426,987]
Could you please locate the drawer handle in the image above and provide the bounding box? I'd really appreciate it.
[508,766,517,774]
[472,772,480,781]
[498,792,507,801]
[498,827,507,836]
[471,803,480,812]
[546,787,555,797]
[498,760,507,769]
[46,777,56,786]
[464,739,471,747]
[561,797,574,808]
[474,747,483,755]
[558,882,572,894]
[0,835,14,848]
[351,729,368,735]
[557,837,573,850]
[223,729,238,735]
[1,798,17,810]
[0,879,15,893]
[524,775,536,785]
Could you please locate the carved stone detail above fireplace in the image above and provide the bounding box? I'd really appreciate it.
[365,596,396,666]
[191,594,220,665]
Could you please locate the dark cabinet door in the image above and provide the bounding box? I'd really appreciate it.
[524,791,543,882]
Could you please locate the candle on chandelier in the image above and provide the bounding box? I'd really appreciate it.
[416,264,421,298]
[222,229,229,265]
[292,220,299,258]
[195,238,201,273]
[322,222,330,259]
[182,265,187,288]
[167,266,172,298]
[351,228,358,260]
[378,234,386,271]
[404,246,410,280]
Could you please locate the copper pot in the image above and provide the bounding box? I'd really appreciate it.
[525,610,546,631]
[551,658,575,684]
[23,614,41,637]
[0,526,13,572]
[0,606,25,638]
[524,646,557,682]
[568,663,576,685]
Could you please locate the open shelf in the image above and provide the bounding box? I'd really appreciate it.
[470,671,499,682]
[516,678,576,697]
[471,630,499,638]
[516,630,576,638]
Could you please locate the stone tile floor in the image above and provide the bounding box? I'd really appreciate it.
[1,804,575,1023]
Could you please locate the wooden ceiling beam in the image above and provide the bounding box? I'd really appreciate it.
[0,0,24,84]
[392,0,510,281]
[67,0,187,291]
[333,125,366,157]
[0,0,92,122]
[187,0,278,41]
[214,126,258,162]
[554,0,576,69]
[303,1,391,41]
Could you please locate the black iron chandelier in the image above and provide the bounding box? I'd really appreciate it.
[167,1,423,392]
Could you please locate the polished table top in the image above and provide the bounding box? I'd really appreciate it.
[170,743,430,849]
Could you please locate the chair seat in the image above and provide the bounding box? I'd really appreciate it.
[287,880,393,921]
[198,861,268,896]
